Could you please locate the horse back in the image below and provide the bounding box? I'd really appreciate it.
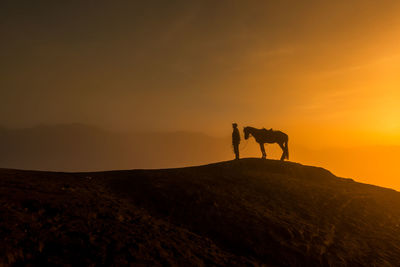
[263,130,288,143]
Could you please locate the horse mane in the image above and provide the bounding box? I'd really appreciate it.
[244,126,272,132]
[244,126,257,131]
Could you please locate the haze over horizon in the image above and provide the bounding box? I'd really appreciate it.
[1,1,399,187]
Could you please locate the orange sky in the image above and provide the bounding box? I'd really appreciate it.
[0,1,399,188]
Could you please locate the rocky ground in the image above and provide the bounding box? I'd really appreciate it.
[1,159,400,266]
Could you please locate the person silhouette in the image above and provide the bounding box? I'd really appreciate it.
[232,123,240,160]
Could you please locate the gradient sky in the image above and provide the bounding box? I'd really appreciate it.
[1,0,400,147]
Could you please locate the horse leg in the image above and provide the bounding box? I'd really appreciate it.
[278,142,285,161]
[259,143,266,159]
[284,140,289,160]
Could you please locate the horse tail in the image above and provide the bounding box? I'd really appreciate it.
[285,138,289,160]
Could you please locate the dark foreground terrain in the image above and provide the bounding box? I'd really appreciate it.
[1,159,400,266]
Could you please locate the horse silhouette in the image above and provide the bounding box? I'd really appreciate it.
[243,126,289,160]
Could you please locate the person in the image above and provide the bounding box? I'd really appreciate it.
[232,123,240,160]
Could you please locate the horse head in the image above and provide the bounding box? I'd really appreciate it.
[243,126,250,139]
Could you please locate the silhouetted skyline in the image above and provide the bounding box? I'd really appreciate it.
[1,1,400,190]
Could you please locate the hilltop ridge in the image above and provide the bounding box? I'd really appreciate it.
[1,159,400,266]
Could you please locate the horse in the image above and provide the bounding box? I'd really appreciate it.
[243,126,289,160]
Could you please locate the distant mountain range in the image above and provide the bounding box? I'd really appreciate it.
[0,124,232,171]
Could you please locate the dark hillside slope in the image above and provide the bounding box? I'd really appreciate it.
[1,159,400,266]
[102,159,400,266]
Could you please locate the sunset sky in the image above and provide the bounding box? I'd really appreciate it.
[1,1,399,187]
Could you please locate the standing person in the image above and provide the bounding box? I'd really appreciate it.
[232,123,240,160]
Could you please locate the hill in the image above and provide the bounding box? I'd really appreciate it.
[1,159,400,266]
